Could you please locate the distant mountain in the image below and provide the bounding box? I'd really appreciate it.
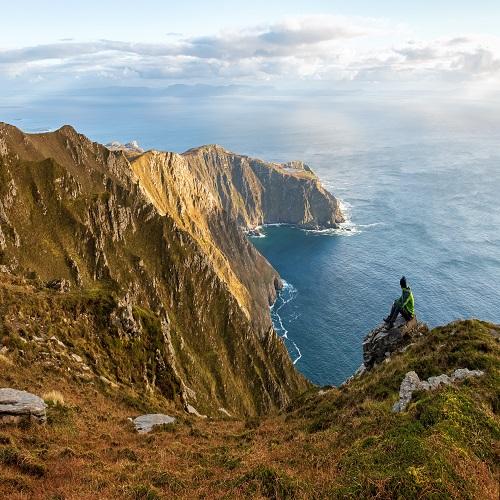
[65,83,275,98]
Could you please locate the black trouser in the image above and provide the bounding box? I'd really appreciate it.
[387,299,413,323]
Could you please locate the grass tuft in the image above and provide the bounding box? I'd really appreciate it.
[127,483,161,500]
[43,390,65,406]
[235,465,301,499]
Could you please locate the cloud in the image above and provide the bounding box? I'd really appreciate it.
[257,16,371,45]
[446,37,471,46]
[395,46,438,61]
[453,48,500,74]
[0,15,499,89]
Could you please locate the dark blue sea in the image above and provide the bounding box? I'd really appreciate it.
[2,90,500,385]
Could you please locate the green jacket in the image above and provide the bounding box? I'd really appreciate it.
[398,287,415,316]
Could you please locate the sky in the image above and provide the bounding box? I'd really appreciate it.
[1,0,500,98]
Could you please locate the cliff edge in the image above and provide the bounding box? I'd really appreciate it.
[181,144,344,229]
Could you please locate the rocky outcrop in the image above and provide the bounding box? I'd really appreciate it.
[0,388,47,424]
[132,414,175,433]
[392,369,485,412]
[45,278,71,293]
[363,316,427,369]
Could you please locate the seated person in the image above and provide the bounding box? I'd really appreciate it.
[384,276,415,329]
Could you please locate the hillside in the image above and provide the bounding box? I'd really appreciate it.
[0,308,498,498]
[0,122,346,417]
[1,122,497,499]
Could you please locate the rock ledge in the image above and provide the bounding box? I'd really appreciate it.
[0,388,47,424]
[363,316,427,369]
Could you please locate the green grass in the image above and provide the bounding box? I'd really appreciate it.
[289,320,500,498]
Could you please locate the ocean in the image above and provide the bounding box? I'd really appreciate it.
[2,89,500,386]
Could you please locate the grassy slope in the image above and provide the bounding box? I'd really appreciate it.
[0,280,498,499]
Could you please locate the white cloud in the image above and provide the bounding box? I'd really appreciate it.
[0,15,499,90]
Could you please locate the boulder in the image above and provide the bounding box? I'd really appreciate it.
[363,316,425,369]
[391,371,422,413]
[132,414,175,433]
[0,388,47,424]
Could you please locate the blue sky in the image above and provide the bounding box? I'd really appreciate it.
[3,1,499,45]
[1,1,499,96]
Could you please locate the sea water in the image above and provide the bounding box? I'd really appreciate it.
[2,90,499,385]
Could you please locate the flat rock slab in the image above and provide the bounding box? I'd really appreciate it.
[0,388,47,424]
[133,414,175,433]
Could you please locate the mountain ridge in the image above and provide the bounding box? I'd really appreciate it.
[0,121,343,417]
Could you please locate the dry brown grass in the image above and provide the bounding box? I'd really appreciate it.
[0,353,13,366]
[0,353,323,499]
[42,390,65,407]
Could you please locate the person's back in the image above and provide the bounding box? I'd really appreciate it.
[400,285,415,318]
[384,276,415,329]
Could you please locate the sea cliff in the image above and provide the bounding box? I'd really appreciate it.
[0,122,342,416]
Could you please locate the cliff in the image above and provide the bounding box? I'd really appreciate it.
[0,122,343,417]
[0,122,497,496]
[181,144,344,229]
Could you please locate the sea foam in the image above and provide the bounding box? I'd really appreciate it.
[270,281,302,364]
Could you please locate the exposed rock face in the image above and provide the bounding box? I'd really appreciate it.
[392,369,485,412]
[0,122,341,416]
[45,278,71,293]
[0,388,47,424]
[132,414,175,433]
[363,316,427,369]
[181,145,344,229]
